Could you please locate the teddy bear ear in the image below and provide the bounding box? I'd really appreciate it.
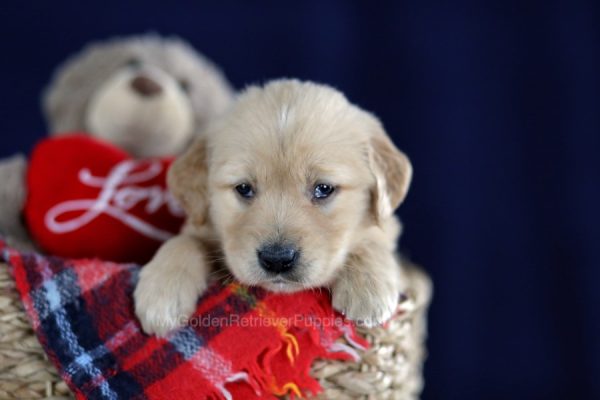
[42,77,90,134]
[167,138,209,226]
[41,39,111,134]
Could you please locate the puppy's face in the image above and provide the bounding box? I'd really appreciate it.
[170,81,412,292]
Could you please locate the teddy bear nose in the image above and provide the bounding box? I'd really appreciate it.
[130,75,162,97]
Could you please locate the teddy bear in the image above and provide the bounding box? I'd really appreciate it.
[0,34,234,251]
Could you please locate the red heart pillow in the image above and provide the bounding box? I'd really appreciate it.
[25,134,186,263]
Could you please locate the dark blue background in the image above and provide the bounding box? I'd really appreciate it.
[1,1,599,399]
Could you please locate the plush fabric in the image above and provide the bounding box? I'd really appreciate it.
[0,238,367,399]
[0,154,32,249]
[24,135,185,264]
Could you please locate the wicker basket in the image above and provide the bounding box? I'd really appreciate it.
[0,259,431,399]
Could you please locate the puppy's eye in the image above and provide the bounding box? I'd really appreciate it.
[235,183,255,199]
[313,183,335,200]
[126,58,142,69]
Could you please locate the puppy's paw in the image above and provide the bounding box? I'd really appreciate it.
[332,277,401,328]
[134,261,205,337]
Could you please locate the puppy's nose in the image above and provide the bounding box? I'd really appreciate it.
[258,244,299,274]
[130,75,162,97]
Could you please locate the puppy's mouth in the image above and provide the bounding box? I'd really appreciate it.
[260,276,304,293]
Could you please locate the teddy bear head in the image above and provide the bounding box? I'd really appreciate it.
[42,34,234,157]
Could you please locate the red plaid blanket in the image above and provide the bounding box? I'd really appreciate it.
[0,239,368,399]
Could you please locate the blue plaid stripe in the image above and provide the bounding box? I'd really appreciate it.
[30,260,144,399]
[170,326,204,359]
[31,269,80,320]
[41,280,118,399]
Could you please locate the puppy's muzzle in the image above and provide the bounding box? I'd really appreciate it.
[257,243,299,274]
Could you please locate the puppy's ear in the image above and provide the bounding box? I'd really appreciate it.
[368,132,413,221]
[168,138,209,225]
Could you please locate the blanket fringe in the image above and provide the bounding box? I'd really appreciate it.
[327,342,361,362]
[216,371,258,400]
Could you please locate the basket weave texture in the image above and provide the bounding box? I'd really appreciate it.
[0,259,431,400]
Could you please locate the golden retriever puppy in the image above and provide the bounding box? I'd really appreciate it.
[134,79,413,336]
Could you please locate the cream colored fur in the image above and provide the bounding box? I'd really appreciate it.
[85,65,194,157]
[45,34,234,157]
[135,79,413,336]
[0,34,234,244]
